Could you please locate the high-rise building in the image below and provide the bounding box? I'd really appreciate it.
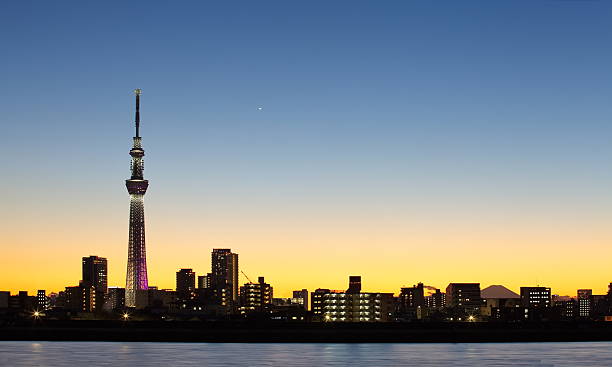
[292,289,309,310]
[520,287,551,308]
[80,256,108,311]
[211,249,239,307]
[445,283,482,314]
[176,268,196,299]
[239,276,273,314]
[36,290,48,311]
[347,276,362,294]
[82,256,108,294]
[125,89,150,307]
[577,289,593,318]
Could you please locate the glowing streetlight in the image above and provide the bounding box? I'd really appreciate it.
[467,315,475,322]
[122,313,130,321]
[33,311,40,318]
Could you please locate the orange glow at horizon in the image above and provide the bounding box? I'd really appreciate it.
[2,197,611,298]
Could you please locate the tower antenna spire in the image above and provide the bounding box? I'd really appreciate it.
[134,88,142,137]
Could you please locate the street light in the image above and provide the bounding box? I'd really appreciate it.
[122,313,130,321]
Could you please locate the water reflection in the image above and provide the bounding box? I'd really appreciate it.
[1,342,612,366]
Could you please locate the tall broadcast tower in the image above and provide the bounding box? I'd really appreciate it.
[125,88,149,307]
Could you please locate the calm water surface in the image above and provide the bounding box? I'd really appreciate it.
[1,341,611,366]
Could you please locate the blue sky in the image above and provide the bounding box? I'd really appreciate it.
[1,1,612,294]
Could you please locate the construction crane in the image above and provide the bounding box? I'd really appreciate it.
[240,270,253,283]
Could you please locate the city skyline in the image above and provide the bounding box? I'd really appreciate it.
[8,246,611,300]
[2,2,612,297]
[12,249,612,325]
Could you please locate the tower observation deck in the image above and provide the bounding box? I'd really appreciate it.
[125,88,149,307]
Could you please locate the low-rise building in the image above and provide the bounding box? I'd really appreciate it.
[292,289,309,310]
[311,288,333,316]
[520,287,551,308]
[317,277,394,322]
[105,287,126,311]
[446,283,482,316]
[239,277,273,314]
[63,285,96,313]
[198,274,212,290]
[398,283,425,320]
[135,289,177,310]
[322,291,394,322]
[0,291,9,309]
[427,289,445,309]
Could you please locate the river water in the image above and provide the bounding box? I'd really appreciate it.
[1,341,611,366]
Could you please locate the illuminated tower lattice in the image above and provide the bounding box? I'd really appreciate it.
[125,88,149,307]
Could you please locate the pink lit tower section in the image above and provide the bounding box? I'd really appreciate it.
[125,88,149,307]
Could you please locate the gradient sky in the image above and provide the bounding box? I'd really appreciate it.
[1,1,612,298]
